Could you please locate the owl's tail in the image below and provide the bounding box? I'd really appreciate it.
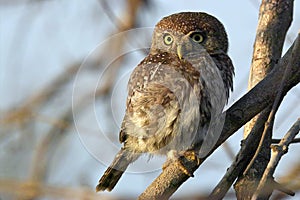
[96,148,139,192]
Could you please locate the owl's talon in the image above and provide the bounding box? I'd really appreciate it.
[177,151,199,177]
[182,151,200,164]
[177,160,194,177]
[164,150,199,177]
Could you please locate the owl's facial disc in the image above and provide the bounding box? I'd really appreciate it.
[151,28,207,60]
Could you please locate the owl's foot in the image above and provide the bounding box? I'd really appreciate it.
[177,151,200,177]
[164,150,200,177]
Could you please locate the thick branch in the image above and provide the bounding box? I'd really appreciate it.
[244,0,293,137]
[272,138,300,144]
[139,33,300,200]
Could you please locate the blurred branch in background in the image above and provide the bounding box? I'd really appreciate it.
[273,161,300,200]
[0,0,148,199]
[0,179,103,200]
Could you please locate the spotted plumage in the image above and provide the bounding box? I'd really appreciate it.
[96,12,234,192]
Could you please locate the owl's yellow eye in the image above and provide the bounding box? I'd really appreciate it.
[190,33,204,43]
[163,34,174,45]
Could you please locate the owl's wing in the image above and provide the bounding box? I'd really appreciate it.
[119,57,183,152]
[185,51,229,157]
[120,86,182,153]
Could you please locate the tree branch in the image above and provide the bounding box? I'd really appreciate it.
[244,0,293,137]
[0,179,105,200]
[252,118,300,199]
[272,138,300,144]
[209,107,271,199]
[236,0,294,198]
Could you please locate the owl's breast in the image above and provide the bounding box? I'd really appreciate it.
[122,52,212,153]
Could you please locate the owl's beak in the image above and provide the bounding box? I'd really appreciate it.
[177,45,183,60]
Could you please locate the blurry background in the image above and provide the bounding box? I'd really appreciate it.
[0,0,299,199]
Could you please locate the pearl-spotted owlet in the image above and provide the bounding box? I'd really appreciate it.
[96,12,234,192]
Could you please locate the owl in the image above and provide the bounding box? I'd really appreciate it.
[96,12,234,192]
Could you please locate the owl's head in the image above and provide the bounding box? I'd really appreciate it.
[150,12,229,59]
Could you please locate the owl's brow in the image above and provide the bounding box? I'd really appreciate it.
[157,28,186,36]
[186,29,204,36]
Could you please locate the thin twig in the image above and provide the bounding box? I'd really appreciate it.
[98,0,143,30]
[273,162,300,199]
[222,142,236,161]
[97,0,149,55]
[252,118,300,199]
[97,0,123,29]
[272,138,300,144]
[271,179,295,196]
